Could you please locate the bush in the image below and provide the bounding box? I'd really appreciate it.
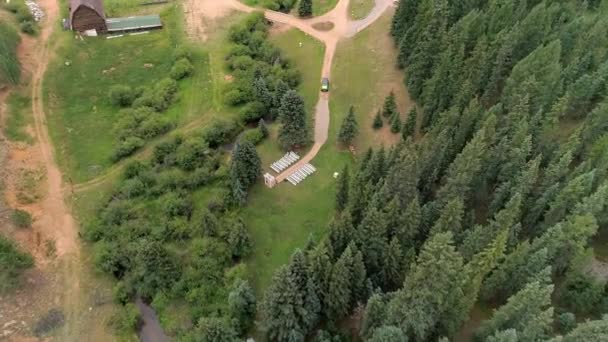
[240,128,265,146]
[0,22,21,87]
[170,58,194,80]
[109,303,141,335]
[173,46,193,62]
[0,235,34,292]
[16,6,33,22]
[240,101,266,123]
[109,85,135,107]
[136,115,173,139]
[224,89,248,106]
[202,119,240,147]
[113,137,145,161]
[11,209,32,228]
[20,20,35,34]
[557,312,576,334]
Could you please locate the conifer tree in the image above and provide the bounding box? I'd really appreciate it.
[396,197,421,248]
[368,326,407,342]
[558,316,608,342]
[356,207,388,281]
[386,232,467,341]
[390,112,402,133]
[373,110,383,129]
[475,281,554,341]
[228,280,256,333]
[382,91,398,118]
[335,165,350,212]
[351,248,368,304]
[430,197,464,237]
[298,0,312,17]
[230,140,262,190]
[327,247,353,319]
[278,90,309,149]
[328,210,354,258]
[338,106,359,144]
[384,237,404,290]
[361,294,387,339]
[402,107,417,139]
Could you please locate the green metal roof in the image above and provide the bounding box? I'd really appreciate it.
[106,15,162,32]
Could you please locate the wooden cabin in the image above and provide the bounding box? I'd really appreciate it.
[69,0,107,33]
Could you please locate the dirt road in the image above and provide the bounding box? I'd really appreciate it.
[219,0,395,183]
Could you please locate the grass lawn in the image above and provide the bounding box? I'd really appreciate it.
[4,91,33,143]
[44,5,241,183]
[270,28,325,114]
[331,9,413,150]
[349,0,375,20]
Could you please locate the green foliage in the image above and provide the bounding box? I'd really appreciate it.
[0,21,20,87]
[382,91,397,118]
[170,58,194,80]
[0,235,33,293]
[557,312,576,334]
[372,110,383,129]
[109,303,140,335]
[19,20,35,34]
[389,113,401,133]
[402,107,416,139]
[557,315,608,341]
[335,165,349,212]
[230,140,261,202]
[559,271,604,314]
[11,209,32,228]
[228,280,256,333]
[298,0,312,17]
[338,106,359,145]
[278,90,309,149]
[108,85,136,107]
[368,326,407,342]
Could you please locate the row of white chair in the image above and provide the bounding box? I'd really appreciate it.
[286,163,317,185]
[270,152,300,173]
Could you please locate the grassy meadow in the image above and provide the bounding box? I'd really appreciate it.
[348,0,376,20]
[4,92,33,143]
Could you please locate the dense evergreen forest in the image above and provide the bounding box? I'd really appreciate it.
[259,0,608,341]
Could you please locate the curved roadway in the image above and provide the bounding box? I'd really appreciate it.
[226,0,395,183]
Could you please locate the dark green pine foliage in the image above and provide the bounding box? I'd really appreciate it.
[382,91,398,118]
[258,118,269,138]
[373,110,384,129]
[228,280,256,333]
[402,107,417,139]
[361,294,387,339]
[338,106,359,145]
[230,140,261,203]
[390,113,402,133]
[327,246,354,319]
[335,165,350,212]
[298,0,312,17]
[328,210,355,258]
[278,90,309,149]
[368,326,407,342]
[475,281,554,342]
[386,232,467,341]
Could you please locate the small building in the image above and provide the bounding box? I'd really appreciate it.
[69,0,107,33]
[106,15,163,34]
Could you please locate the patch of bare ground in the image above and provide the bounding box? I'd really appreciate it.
[183,0,241,41]
[312,21,335,31]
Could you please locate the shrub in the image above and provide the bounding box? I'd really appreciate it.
[557,312,576,334]
[16,6,33,22]
[11,209,32,228]
[109,303,141,335]
[224,89,248,105]
[113,137,145,161]
[240,101,266,123]
[136,115,173,139]
[170,58,194,80]
[0,235,34,292]
[202,119,240,147]
[109,85,135,107]
[0,22,21,86]
[173,46,192,61]
[20,20,35,34]
[240,128,265,145]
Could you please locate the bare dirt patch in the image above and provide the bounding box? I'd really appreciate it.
[312,21,335,31]
[183,0,240,41]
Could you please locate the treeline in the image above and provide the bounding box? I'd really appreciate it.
[258,0,608,340]
[0,21,20,88]
[109,48,195,161]
[85,123,262,338]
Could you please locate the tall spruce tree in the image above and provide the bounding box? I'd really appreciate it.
[278,90,309,149]
[335,165,350,212]
[402,107,417,139]
[382,91,398,118]
[373,110,384,129]
[298,0,312,17]
[338,106,359,145]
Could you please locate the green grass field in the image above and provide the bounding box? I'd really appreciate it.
[348,0,375,20]
[44,5,242,183]
[242,10,413,291]
[270,28,325,114]
[4,92,32,143]
[331,9,413,149]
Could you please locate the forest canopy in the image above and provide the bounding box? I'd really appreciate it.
[258,0,608,340]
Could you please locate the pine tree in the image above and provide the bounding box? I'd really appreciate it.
[373,110,383,129]
[390,112,402,133]
[307,243,332,314]
[475,281,554,341]
[230,140,262,190]
[298,0,312,17]
[351,248,368,304]
[558,316,608,342]
[368,326,407,342]
[278,90,309,149]
[386,232,467,341]
[335,165,350,212]
[382,91,397,118]
[356,207,388,281]
[253,76,273,109]
[338,106,359,145]
[259,266,305,340]
[228,280,256,333]
[327,246,353,319]
[402,107,417,139]
[361,294,386,339]
[384,237,403,290]
[328,210,354,257]
[430,197,464,237]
